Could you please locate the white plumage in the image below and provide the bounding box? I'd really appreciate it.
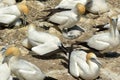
[5,46,46,80]
[69,50,101,80]
[22,24,67,56]
[86,17,120,53]
[86,0,109,14]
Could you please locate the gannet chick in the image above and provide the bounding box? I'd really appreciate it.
[0,0,16,8]
[86,0,109,14]
[43,3,85,34]
[55,0,91,9]
[62,25,85,39]
[0,0,29,27]
[0,47,12,80]
[82,17,120,54]
[5,46,46,80]
[69,50,101,80]
[22,24,68,56]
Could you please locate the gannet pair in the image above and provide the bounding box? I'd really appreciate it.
[0,47,12,80]
[0,0,29,27]
[69,50,101,80]
[4,46,46,80]
[42,3,85,39]
[81,17,120,54]
[22,24,68,56]
[86,0,109,14]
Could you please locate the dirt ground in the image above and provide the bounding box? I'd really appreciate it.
[0,0,120,80]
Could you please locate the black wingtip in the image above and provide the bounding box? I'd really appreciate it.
[44,76,58,80]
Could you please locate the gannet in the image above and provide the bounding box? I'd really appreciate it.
[0,47,12,80]
[43,3,85,31]
[4,46,46,80]
[62,25,85,39]
[22,24,68,56]
[69,50,101,80]
[86,0,109,14]
[0,0,29,27]
[55,0,91,9]
[82,17,120,54]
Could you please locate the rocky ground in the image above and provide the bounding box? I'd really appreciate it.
[0,0,120,80]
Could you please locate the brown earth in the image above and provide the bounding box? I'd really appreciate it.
[0,0,120,80]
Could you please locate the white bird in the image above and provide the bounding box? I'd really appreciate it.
[55,0,91,9]
[86,0,109,14]
[82,17,120,54]
[44,3,85,31]
[69,50,101,80]
[0,0,16,8]
[22,24,68,56]
[0,47,12,80]
[0,0,29,27]
[4,46,46,80]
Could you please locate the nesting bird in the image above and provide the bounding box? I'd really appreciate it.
[0,0,29,27]
[86,0,109,14]
[69,50,101,80]
[81,17,120,54]
[4,46,46,80]
[0,47,12,80]
[41,3,85,39]
[22,24,67,56]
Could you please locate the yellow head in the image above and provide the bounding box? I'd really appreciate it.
[17,0,29,15]
[86,52,97,61]
[76,3,86,15]
[86,52,101,66]
[5,46,21,57]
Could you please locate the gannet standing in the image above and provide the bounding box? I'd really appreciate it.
[69,50,101,80]
[4,46,46,80]
[22,24,68,56]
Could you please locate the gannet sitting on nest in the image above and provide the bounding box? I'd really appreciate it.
[22,24,68,56]
[0,47,13,80]
[4,46,47,80]
[80,17,120,54]
[41,3,85,39]
[69,50,101,80]
[0,0,29,27]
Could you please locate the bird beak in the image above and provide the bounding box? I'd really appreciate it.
[59,43,69,56]
[91,58,102,66]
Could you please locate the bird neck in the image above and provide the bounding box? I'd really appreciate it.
[87,60,100,74]
[110,23,119,38]
[71,7,80,16]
